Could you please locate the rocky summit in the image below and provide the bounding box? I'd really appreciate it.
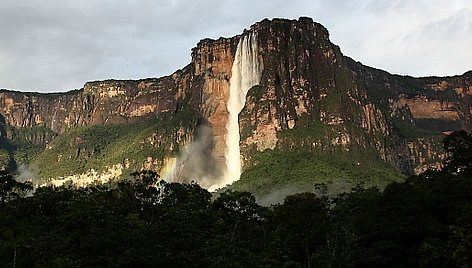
[0,17,471,195]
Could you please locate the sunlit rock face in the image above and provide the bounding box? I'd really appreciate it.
[0,77,189,132]
[1,17,471,188]
[190,37,238,172]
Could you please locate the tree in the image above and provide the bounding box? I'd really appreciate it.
[150,182,213,267]
[209,190,274,267]
[443,130,472,174]
[0,170,32,204]
[274,193,331,268]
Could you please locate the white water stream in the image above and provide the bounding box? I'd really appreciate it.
[219,32,261,189]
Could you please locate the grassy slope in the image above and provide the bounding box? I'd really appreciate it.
[31,111,197,178]
[231,148,404,200]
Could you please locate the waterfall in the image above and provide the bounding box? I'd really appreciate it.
[161,32,261,192]
[220,32,261,189]
[51,110,57,132]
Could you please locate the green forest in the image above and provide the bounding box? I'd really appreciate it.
[0,131,471,267]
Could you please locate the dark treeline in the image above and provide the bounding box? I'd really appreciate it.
[1,131,471,267]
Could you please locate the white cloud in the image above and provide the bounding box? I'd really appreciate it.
[0,0,470,92]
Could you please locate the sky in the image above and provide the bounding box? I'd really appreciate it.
[0,0,470,93]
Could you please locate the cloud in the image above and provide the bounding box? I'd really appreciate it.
[319,0,472,76]
[0,0,470,92]
[0,0,217,92]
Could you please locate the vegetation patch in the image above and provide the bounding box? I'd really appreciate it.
[232,147,404,199]
[31,110,199,179]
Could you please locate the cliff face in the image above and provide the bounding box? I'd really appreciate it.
[0,71,192,133]
[347,60,472,171]
[191,37,238,162]
[235,18,471,175]
[348,60,472,131]
[235,18,437,174]
[1,17,471,186]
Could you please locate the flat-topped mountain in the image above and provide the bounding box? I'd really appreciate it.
[1,17,470,195]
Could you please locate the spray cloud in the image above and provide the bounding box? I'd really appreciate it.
[15,164,40,183]
[164,122,223,190]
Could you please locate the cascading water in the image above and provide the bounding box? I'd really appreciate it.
[220,32,261,189]
[51,110,57,132]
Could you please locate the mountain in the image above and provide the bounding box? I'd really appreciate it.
[1,17,471,195]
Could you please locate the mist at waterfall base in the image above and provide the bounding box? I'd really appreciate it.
[15,164,40,183]
[162,123,223,190]
[255,181,356,206]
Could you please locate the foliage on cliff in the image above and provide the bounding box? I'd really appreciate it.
[30,110,198,179]
[232,147,404,200]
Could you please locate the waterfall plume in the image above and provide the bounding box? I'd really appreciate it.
[219,32,261,190]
